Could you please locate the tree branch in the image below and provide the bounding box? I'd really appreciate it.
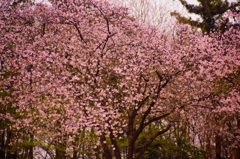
[135,124,172,159]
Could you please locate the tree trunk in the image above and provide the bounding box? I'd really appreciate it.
[29,134,34,159]
[55,143,66,159]
[215,134,222,159]
[100,135,112,159]
[0,130,5,159]
[6,129,11,159]
[73,148,78,159]
[234,117,240,159]
[127,138,134,159]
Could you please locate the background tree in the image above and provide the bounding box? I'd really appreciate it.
[172,0,240,33]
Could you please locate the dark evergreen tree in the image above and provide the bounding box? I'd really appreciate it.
[172,0,240,33]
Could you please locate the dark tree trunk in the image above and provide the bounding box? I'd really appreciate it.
[6,129,12,159]
[100,135,112,159]
[55,143,66,159]
[73,148,78,159]
[29,134,34,159]
[234,118,240,159]
[215,134,222,159]
[0,130,5,159]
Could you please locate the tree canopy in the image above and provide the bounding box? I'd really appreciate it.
[0,0,240,159]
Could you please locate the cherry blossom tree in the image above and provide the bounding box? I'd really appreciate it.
[171,23,240,158]
[0,0,239,159]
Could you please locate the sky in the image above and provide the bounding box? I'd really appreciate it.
[35,0,238,27]
[185,0,199,5]
[108,0,201,27]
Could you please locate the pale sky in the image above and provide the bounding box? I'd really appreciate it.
[186,0,199,5]
[35,0,238,27]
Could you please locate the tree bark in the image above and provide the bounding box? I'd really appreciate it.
[0,130,5,159]
[100,135,112,159]
[215,134,222,159]
[6,129,11,159]
[55,143,66,159]
[29,134,34,159]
